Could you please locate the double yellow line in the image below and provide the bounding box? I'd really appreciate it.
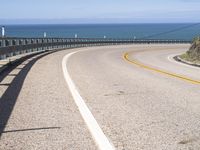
[123,52,200,85]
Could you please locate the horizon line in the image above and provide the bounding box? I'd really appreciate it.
[1,22,200,26]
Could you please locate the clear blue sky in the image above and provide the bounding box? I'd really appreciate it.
[0,0,200,24]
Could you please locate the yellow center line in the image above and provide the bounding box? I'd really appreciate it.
[123,52,200,85]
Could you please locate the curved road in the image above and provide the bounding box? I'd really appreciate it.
[0,44,200,149]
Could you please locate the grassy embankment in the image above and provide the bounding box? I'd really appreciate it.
[180,37,200,64]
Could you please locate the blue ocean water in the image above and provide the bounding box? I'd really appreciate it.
[2,24,200,40]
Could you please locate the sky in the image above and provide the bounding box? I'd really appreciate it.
[0,0,200,24]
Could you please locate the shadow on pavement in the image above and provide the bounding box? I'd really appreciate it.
[0,51,57,138]
[2,127,61,134]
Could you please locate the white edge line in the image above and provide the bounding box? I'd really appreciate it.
[167,54,200,70]
[62,51,115,150]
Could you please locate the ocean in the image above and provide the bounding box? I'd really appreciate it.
[1,24,200,40]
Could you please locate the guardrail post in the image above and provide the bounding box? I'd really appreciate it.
[0,39,2,47]
[1,26,5,37]
[2,39,5,47]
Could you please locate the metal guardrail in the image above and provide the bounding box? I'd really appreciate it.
[0,37,191,60]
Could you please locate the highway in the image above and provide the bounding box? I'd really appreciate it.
[0,44,200,149]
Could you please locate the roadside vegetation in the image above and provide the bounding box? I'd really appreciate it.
[180,37,200,64]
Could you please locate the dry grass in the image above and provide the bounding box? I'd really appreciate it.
[180,37,200,64]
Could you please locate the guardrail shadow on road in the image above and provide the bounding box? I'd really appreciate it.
[2,127,61,134]
[0,50,60,138]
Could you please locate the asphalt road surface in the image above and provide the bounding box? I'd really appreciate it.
[0,44,200,150]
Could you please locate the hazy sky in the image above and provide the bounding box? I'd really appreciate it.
[1,0,200,23]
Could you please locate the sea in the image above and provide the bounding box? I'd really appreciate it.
[1,23,200,40]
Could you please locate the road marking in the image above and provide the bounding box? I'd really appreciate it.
[123,52,200,85]
[167,54,200,70]
[62,51,115,150]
